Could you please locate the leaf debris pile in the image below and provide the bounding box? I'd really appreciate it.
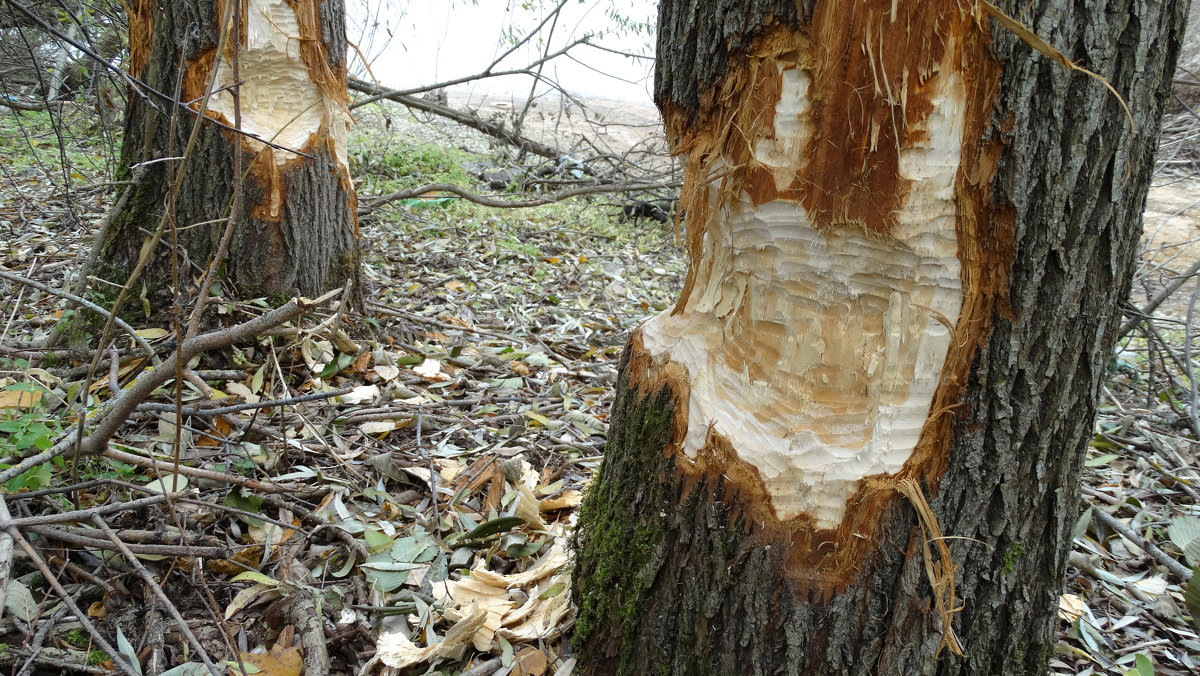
[0,97,682,675]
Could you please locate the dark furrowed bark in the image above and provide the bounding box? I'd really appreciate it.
[574,1,1186,674]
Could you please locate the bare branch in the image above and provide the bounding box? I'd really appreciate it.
[347,76,564,160]
[0,295,322,485]
[0,267,160,365]
[358,179,681,216]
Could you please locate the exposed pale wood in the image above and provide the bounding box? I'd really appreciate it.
[642,33,969,526]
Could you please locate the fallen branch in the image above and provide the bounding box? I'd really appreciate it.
[136,386,354,417]
[0,268,160,365]
[348,76,564,161]
[1088,503,1193,581]
[0,491,177,529]
[284,560,331,675]
[0,96,64,112]
[27,524,230,558]
[0,295,323,485]
[358,179,682,217]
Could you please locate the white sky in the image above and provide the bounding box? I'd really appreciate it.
[348,0,659,103]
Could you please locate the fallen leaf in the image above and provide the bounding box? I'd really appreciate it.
[224,583,283,620]
[513,647,549,676]
[539,490,583,512]
[4,580,37,622]
[196,416,232,447]
[144,474,188,494]
[237,644,303,676]
[1059,593,1084,622]
[360,421,397,435]
[0,387,40,410]
[338,384,379,405]
[1132,576,1168,596]
[373,364,400,381]
[414,359,450,382]
[345,350,372,374]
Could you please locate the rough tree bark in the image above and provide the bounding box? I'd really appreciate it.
[573,1,1185,674]
[98,0,359,311]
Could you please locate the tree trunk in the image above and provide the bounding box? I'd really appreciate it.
[572,1,1186,674]
[99,0,358,312]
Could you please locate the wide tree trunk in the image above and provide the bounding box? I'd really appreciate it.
[573,1,1185,674]
[99,0,358,311]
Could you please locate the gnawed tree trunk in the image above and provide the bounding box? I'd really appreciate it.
[573,1,1185,674]
[99,0,358,311]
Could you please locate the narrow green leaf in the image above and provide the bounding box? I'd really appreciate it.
[230,570,280,587]
[463,515,525,541]
[1183,568,1200,633]
[499,636,514,667]
[116,626,143,676]
[538,580,566,599]
[1135,651,1154,676]
[1072,507,1093,541]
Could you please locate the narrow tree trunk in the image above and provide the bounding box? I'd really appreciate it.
[573,1,1186,674]
[99,0,358,312]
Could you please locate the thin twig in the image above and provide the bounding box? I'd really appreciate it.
[91,516,222,675]
[1088,503,1193,581]
[1118,256,1200,339]
[27,524,229,558]
[136,386,354,417]
[0,491,178,528]
[0,500,141,676]
[0,268,160,364]
[358,178,682,216]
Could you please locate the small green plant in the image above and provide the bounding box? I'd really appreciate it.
[61,628,89,648]
[351,135,471,191]
[0,384,63,491]
[1001,542,1025,574]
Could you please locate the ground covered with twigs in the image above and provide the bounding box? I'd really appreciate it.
[1,91,1199,675]
[0,97,684,675]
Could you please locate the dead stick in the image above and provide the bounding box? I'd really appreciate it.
[0,491,176,528]
[27,525,229,558]
[101,447,318,495]
[358,179,682,216]
[91,516,222,675]
[0,294,323,485]
[0,504,141,676]
[136,386,353,417]
[1089,504,1193,580]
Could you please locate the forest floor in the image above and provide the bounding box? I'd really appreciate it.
[0,87,1198,676]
